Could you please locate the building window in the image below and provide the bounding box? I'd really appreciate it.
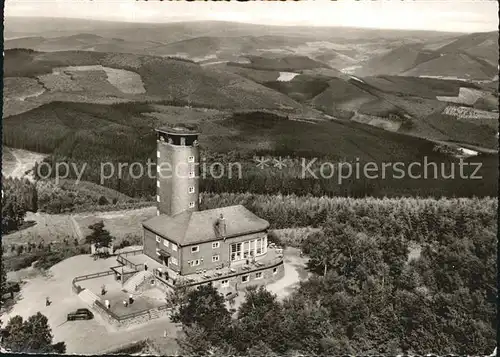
[273,267,278,275]
[172,244,178,252]
[188,156,195,163]
[212,242,220,249]
[163,239,169,248]
[255,272,263,280]
[230,242,242,261]
[188,186,195,194]
[212,255,220,262]
[241,275,249,283]
[180,137,186,146]
[189,171,196,178]
[191,246,199,253]
[189,202,195,208]
[190,259,201,266]
[221,280,229,287]
[157,150,160,158]
[255,237,266,256]
[170,257,178,265]
[155,235,161,243]
[156,209,160,216]
[157,180,160,188]
[156,248,160,255]
[156,195,160,202]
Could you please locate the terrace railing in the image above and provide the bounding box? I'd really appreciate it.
[72,270,115,294]
[172,254,285,287]
[116,249,144,271]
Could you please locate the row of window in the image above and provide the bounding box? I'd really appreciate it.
[230,237,267,262]
[156,186,196,194]
[157,151,195,163]
[220,268,278,287]
[190,241,219,253]
[156,235,178,251]
[156,236,221,254]
[156,168,197,178]
[188,254,220,266]
[157,195,196,208]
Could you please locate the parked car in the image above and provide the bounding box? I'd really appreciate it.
[67,308,94,321]
[6,282,20,293]
[224,291,238,301]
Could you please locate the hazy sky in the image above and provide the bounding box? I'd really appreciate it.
[5,0,499,33]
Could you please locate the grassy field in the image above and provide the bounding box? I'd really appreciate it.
[1,206,156,248]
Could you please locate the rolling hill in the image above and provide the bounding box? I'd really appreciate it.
[356,31,498,79]
[3,49,305,117]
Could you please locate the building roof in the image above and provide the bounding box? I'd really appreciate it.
[156,124,200,136]
[142,205,269,246]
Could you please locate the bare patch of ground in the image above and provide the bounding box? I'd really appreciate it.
[56,65,146,94]
[2,207,156,247]
[2,147,48,179]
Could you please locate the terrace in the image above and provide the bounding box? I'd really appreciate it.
[116,246,284,289]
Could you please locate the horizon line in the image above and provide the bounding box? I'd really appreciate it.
[4,15,484,34]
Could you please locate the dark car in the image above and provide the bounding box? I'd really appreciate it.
[67,308,94,321]
[6,282,20,293]
[224,291,238,301]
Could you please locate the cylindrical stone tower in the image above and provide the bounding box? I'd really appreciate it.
[156,125,200,216]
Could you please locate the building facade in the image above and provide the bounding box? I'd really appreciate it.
[141,125,284,289]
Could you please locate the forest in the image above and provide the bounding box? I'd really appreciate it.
[168,196,497,355]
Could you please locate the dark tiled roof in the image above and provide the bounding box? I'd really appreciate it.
[142,205,269,246]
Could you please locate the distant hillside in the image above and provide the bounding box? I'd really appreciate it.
[403,52,497,80]
[145,35,308,59]
[229,55,330,71]
[355,44,441,76]
[437,31,499,66]
[3,49,303,117]
[355,31,498,79]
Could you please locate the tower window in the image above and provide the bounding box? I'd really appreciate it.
[188,156,195,163]
[189,202,195,208]
[188,186,195,194]
[157,180,160,188]
[157,150,160,158]
[157,195,160,202]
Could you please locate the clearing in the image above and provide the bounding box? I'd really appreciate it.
[2,206,156,247]
[2,147,48,179]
